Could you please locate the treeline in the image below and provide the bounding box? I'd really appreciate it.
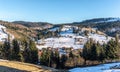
[40,35,120,69]
[40,48,72,69]
[0,39,38,64]
[0,35,119,69]
[36,28,61,40]
[77,20,120,38]
[82,38,120,63]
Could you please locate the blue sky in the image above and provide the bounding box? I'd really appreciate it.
[0,0,120,24]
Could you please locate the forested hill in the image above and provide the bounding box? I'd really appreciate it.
[73,17,120,24]
[0,20,54,40]
[1,17,120,38]
[68,17,120,37]
[0,20,36,40]
[12,21,53,30]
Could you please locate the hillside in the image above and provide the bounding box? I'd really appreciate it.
[0,60,58,72]
[12,21,53,30]
[71,17,120,38]
[0,25,9,42]
[0,20,37,40]
[0,18,119,70]
[1,18,119,40]
[37,25,112,50]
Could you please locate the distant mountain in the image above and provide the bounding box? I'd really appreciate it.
[73,17,120,24]
[71,17,120,37]
[12,21,53,30]
[0,20,54,40]
[0,17,120,38]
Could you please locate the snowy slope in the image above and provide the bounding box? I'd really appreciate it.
[88,34,112,44]
[0,24,14,42]
[37,34,111,49]
[81,18,120,24]
[69,62,120,72]
[49,27,59,31]
[94,18,120,23]
[37,25,113,49]
[37,37,85,49]
[0,25,8,42]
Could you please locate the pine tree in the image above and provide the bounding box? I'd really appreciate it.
[82,39,103,61]
[23,39,30,62]
[0,43,4,59]
[29,40,38,64]
[3,41,11,60]
[12,39,23,61]
[99,45,105,61]
[115,34,120,59]
[46,48,51,66]
[82,40,91,64]
[40,48,48,65]
[60,54,67,69]
[54,50,60,69]
[105,39,118,59]
[96,42,105,61]
[115,34,119,45]
[90,43,98,60]
[69,51,74,58]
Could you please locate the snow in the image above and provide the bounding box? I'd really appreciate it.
[49,27,59,31]
[37,37,85,49]
[60,26,78,38]
[94,18,120,23]
[105,18,120,22]
[0,25,8,42]
[0,24,14,42]
[104,69,120,72]
[36,45,48,50]
[37,25,113,50]
[110,28,120,32]
[69,62,120,72]
[92,28,98,30]
[88,34,112,44]
[61,25,72,31]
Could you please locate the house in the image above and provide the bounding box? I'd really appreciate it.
[74,36,86,45]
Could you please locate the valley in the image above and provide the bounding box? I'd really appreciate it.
[0,18,120,72]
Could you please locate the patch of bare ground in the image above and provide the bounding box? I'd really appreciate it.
[0,60,58,72]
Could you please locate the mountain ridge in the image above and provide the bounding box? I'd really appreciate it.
[0,17,120,38]
[12,21,53,30]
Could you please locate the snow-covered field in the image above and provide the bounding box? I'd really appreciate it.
[88,34,112,44]
[37,37,86,49]
[37,25,113,50]
[69,62,120,72]
[0,25,8,42]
